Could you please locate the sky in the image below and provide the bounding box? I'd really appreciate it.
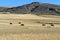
[0,0,60,7]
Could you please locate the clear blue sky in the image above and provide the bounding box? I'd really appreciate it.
[0,0,60,6]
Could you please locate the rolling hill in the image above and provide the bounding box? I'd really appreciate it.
[0,2,60,15]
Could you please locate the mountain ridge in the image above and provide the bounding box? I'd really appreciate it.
[0,2,60,15]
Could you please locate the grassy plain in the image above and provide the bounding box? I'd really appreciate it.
[0,14,60,40]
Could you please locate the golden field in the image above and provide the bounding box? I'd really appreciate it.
[0,13,60,40]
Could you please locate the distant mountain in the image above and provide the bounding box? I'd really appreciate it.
[0,2,60,15]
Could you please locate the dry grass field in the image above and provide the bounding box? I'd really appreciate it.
[0,26,60,40]
[0,14,60,40]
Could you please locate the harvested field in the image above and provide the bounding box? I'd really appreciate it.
[0,14,60,40]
